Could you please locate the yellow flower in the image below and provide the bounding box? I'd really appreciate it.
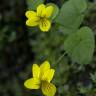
[25,4,54,32]
[24,61,56,96]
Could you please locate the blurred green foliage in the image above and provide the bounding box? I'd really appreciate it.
[0,0,96,96]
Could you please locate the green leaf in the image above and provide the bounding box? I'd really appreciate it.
[46,3,59,20]
[56,0,87,34]
[64,27,95,64]
[27,0,44,10]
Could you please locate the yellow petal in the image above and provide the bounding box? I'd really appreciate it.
[25,11,37,18]
[41,69,55,82]
[40,61,50,72]
[42,82,56,96]
[48,69,55,82]
[24,78,40,89]
[40,61,50,79]
[32,64,40,78]
[45,6,54,18]
[37,4,46,17]
[26,17,40,26]
[39,19,51,32]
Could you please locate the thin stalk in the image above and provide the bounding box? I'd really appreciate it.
[55,52,66,65]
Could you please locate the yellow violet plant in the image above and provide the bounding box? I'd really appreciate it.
[24,61,56,96]
[25,4,54,32]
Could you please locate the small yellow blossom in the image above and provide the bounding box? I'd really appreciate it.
[24,61,56,96]
[25,4,54,32]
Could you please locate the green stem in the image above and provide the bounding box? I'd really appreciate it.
[55,52,66,65]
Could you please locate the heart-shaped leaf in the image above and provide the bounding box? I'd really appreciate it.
[56,0,87,34]
[64,27,95,64]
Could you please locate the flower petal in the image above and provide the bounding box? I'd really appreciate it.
[47,69,55,82]
[42,82,56,96]
[39,19,51,32]
[37,4,46,17]
[41,69,55,82]
[40,61,50,73]
[25,11,37,18]
[45,69,55,82]
[32,64,40,78]
[45,6,54,18]
[26,17,40,26]
[40,61,52,81]
[24,78,40,89]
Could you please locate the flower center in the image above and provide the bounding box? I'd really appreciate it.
[41,80,47,87]
[40,16,46,21]
[39,17,48,27]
